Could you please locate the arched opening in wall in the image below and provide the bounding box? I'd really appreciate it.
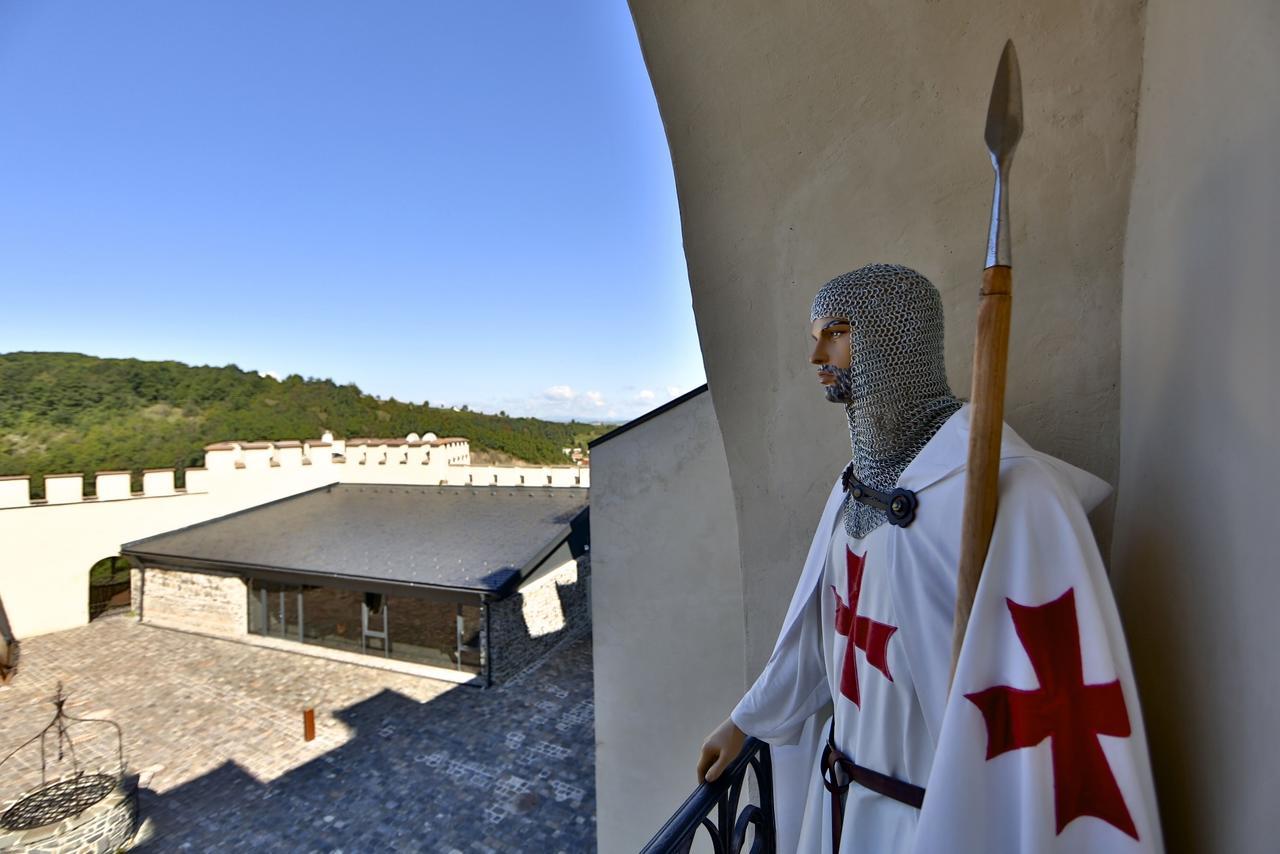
[88,557,131,621]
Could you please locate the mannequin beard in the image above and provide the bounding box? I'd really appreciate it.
[822,364,856,405]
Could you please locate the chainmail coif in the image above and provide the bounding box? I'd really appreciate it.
[811,263,963,539]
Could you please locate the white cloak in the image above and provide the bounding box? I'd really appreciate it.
[731,405,1163,853]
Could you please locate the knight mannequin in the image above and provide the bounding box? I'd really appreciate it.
[699,263,960,784]
[696,264,1162,853]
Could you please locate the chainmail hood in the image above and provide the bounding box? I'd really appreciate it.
[811,263,963,539]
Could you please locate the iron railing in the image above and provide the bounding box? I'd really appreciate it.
[88,579,131,620]
[640,738,775,854]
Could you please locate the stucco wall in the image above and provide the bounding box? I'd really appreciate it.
[628,0,1145,675]
[1111,1,1279,851]
[0,438,586,641]
[0,469,337,639]
[590,390,746,852]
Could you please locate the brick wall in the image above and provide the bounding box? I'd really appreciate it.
[136,566,247,638]
[488,552,590,684]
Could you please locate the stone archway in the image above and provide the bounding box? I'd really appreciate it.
[88,557,131,621]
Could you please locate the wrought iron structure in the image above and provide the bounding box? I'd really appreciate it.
[0,683,126,832]
[640,737,776,854]
[88,559,132,621]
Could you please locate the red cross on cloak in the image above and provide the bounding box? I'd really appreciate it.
[830,547,897,707]
[965,588,1138,840]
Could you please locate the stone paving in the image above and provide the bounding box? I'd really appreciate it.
[0,614,596,852]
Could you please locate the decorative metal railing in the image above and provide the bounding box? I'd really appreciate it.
[640,737,776,854]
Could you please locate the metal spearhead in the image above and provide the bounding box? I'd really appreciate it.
[984,40,1023,269]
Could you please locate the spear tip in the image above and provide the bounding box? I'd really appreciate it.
[985,40,1023,164]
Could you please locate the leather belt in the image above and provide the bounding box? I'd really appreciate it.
[840,464,919,528]
[820,720,925,851]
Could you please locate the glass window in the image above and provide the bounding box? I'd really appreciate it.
[247,578,480,673]
[386,596,482,674]
[299,585,363,654]
[247,579,300,639]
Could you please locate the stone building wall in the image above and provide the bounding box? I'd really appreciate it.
[136,566,247,638]
[488,551,590,684]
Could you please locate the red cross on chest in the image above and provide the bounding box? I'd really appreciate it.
[965,588,1138,840]
[830,547,897,707]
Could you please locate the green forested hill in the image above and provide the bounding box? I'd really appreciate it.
[0,352,604,497]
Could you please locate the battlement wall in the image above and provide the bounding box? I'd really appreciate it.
[0,434,588,508]
[0,433,588,640]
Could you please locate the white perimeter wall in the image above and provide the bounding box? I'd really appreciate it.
[0,467,338,639]
[1111,1,1280,851]
[0,444,589,640]
[590,391,746,853]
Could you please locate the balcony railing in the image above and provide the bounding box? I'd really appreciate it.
[640,737,775,854]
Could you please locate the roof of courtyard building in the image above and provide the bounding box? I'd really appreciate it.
[122,483,589,599]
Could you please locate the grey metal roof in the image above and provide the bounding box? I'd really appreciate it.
[122,483,589,598]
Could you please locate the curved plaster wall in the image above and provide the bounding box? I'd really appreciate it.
[1112,0,1279,850]
[628,0,1144,679]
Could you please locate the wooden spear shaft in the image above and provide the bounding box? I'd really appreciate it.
[949,41,1023,686]
[950,266,1013,677]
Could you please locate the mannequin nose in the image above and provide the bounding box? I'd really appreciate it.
[809,342,826,365]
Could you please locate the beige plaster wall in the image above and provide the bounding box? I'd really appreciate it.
[0,440,586,640]
[590,390,746,852]
[1111,1,1279,851]
[628,0,1144,674]
[0,472,335,639]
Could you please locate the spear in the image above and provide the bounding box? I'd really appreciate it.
[950,41,1023,684]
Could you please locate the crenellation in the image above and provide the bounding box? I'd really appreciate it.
[205,444,240,472]
[96,471,132,501]
[0,433,588,509]
[142,469,176,497]
[276,443,304,467]
[0,476,30,508]
[45,473,85,504]
[305,441,332,467]
[241,443,273,470]
[184,468,210,493]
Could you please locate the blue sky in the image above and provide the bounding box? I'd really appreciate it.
[0,1,705,422]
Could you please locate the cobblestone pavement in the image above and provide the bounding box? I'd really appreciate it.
[0,614,596,852]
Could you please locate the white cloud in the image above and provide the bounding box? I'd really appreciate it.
[481,380,705,423]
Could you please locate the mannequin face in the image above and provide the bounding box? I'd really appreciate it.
[809,315,853,403]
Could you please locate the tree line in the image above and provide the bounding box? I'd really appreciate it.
[0,352,604,498]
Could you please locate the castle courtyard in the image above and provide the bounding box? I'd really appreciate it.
[0,614,596,852]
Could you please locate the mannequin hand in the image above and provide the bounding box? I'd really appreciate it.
[697,717,746,783]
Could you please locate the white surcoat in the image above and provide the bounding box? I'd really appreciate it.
[730,406,1163,853]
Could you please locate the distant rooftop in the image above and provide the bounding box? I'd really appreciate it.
[203,434,467,451]
[123,484,589,600]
